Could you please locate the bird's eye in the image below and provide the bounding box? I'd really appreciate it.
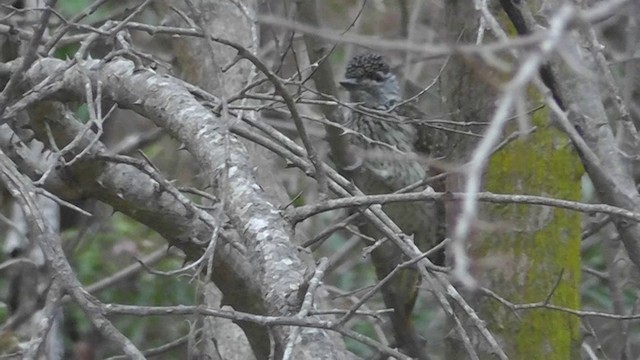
[371,72,385,82]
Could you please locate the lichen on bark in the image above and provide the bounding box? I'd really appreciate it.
[480,103,583,359]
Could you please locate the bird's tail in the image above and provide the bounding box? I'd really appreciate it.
[371,248,429,359]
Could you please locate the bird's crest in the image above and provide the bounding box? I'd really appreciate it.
[345,53,390,80]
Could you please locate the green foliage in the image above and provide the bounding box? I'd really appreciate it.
[74,103,90,123]
[53,43,79,60]
[0,302,6,323]
[58,0,104,18]
[53,1,107,59]
[345,321,378,358]
[63,212,195,356]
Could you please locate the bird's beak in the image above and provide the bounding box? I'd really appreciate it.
[339,78,359,90]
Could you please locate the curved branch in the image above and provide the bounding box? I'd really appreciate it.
[17,57,346,358]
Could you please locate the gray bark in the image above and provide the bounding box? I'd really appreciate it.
[7,56,353,360]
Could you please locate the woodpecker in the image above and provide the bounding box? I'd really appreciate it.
[340,53,444,359]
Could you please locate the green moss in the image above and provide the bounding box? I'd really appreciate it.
[481,102,582,359]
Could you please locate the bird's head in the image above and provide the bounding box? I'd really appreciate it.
[340,53,400,108]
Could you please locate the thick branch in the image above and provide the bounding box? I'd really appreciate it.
[16,57,346,358]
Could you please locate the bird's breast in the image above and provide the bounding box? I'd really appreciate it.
[346,113,426,191]
[348,113,418,151]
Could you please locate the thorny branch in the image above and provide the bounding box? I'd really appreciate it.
[0,149,145,359]
[1,0,640,358]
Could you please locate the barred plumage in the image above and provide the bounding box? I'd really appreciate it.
[340,53,441,359]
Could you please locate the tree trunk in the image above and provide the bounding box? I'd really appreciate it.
[442,1,582,358]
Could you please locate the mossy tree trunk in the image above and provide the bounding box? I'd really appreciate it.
[442,1,582,359]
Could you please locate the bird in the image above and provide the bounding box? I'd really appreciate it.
[339,53,444,359]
